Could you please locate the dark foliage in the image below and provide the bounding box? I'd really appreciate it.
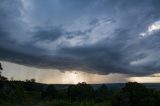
[41,85,58,99]
[68,82,94,101]
[0,63,8,81]
[95,84,108,102]
[112,82,160,106]
[0,63,2,70]
[0,66,160,106]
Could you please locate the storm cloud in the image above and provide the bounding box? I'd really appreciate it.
[0,0,160,75]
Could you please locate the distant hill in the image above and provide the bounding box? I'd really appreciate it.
[93,83,160,90]
[52,83,160,90]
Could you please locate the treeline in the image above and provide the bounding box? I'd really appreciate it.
[0,81,160,106]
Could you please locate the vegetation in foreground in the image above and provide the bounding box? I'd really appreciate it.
[0,63,160,106]
[1,80,160,106]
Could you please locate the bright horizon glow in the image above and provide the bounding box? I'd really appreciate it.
[1,61,127,84]
[1,61,160,84]
[129,76,160,83]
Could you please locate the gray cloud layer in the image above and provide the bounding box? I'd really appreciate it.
[0,0,160,75]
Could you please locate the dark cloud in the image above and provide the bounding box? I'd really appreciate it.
[0,0,160,76]
[33,27,64,41]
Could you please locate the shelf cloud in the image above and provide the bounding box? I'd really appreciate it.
[1,0,160,75]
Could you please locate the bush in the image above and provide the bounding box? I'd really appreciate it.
[68,82,94,101]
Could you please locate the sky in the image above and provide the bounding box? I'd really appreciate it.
[0,0,160,84]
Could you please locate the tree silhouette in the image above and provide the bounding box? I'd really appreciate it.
[95,84,108,102]
[0,63,7,81]
[122,82,148,106]
[41,85,58,99]
[68,82,94,101]
[0,63,2,70]
[0,63,2,75]
[25,78,36,83]
[30,78,36,82]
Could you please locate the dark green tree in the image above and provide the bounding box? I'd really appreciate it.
[0,63,2,70]
[0,63,7,81]
[0,63,3,76]
[95,84,108,102]
[112,91,131,106]
[123,82,148,106]
[41,85,58,99]
[30,78,36,83]
[68,82,94,101]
